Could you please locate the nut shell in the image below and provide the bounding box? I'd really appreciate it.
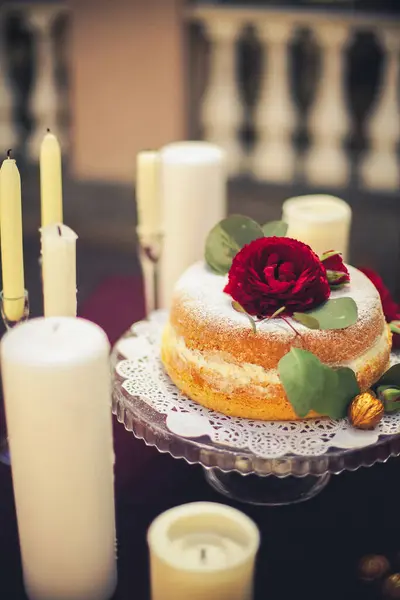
[358,554,390,581]
[383,574,400,599]
[348,391,384,430]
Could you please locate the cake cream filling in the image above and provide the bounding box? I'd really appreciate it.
[167,325,389,391]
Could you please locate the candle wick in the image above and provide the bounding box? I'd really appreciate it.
[53,323,60,333]
[200,548,206,563]
[57,225,62,236]
[47,128,50,133]
[6,148,12,159]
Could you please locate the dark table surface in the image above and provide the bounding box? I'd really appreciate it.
[1,274,400,600]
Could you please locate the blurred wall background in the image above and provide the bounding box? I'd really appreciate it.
[71,0,185,182]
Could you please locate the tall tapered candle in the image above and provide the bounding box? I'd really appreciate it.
[1,317,117,600]
[0,152,25,322]
[40,130,63,227]
[136,150,161,235]
[41,223,77,317]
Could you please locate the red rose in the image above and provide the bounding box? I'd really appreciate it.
[359,267,400,349]
[224,237,330,317]
[322,251,350,286]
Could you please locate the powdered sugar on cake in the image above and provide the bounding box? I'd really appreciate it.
[173,261,383,341]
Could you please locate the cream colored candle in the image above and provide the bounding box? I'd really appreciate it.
[159,142,226,308]
[1,317,117,600]
[136,150,161,235]
[148,502,260,600]
[40,130,63,227]
[41,223,77,317]
[0,155,25,322]
[282,194,352,260]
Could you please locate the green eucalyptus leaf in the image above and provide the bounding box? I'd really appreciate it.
[262,220,288,238]
[231,301,257,333]
[375,364,400,388]
[269,306,286,319]
[292,312,320,329]
[278,349,324,418]
[293,298,358,331]
[315,366,360,420]
[278,348,360,419]
[376,385,400,413]
[205,215,264,275]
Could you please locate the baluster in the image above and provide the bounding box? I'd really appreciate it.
[54,10,70,154]
[201,18,244,176]
[26,6,59,161]
[251,20,295,182]
[0,10,18,151]
[360,28,400,191]
[304,22,350,187]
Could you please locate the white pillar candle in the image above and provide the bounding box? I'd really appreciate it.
[148,502,260,600]
[136,150,161,236]
[282,194,352,260]
[1,317,117,600]
[159,142,226,308]
[40,130,63,227]
[41,223,77,317]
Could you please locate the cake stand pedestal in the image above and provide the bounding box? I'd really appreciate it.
[112,313,400,506]
[204,470,331,506]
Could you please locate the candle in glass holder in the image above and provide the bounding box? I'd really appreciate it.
[1,317,117,600]
[282,194,352,260]
[148,502,260,600]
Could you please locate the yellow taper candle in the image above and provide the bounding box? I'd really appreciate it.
[0,153,25,322]
[40,129,63,227]
[136,150,161,236]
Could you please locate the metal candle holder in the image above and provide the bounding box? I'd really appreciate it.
[137,230,163,315]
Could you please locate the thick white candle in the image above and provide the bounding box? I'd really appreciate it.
[40,130,63,227]
[136,150,161,236]
[159,142,226,308]
[282,194,352,260]
[1,317,117,600]
[41,223,77,317]
[148,502,260,600]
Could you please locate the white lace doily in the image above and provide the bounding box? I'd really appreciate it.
[115,311,400,459]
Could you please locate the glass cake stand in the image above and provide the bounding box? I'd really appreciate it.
[111,320,400,506]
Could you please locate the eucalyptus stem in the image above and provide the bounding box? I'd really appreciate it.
[281,316,303,339]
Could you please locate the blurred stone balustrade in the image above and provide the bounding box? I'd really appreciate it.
[0,2,69,163]
[1,2,399,192]
[188,4,400,192]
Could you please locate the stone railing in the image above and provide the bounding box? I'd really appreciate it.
[0,3,69,161]
[188,5,400,191]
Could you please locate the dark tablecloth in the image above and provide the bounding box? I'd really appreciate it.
[0,275,399,600]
